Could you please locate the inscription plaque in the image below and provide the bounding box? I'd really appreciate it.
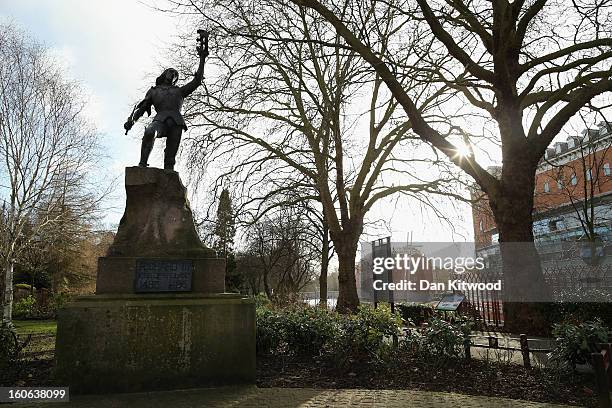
[134,259,193,293]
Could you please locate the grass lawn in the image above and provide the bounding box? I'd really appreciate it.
[13,320,57,335]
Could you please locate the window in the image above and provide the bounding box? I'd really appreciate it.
[479,220,484,232]
[586,169,592,181]
[548,219,565,232]
[571,173,578,185]
[543,182,550,192]
[605,163,611,176]
[557,179,563,190]
[533,220,547,236]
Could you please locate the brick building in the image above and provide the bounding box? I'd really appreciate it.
[472,122,612,264]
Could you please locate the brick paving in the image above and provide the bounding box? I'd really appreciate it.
[21,386,570,407]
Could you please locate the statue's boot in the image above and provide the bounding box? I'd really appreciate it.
[139,134,155,167]
[164,126,182,171]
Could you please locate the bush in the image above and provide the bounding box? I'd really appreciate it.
[551,318,608,370]
[420,316,472,359]
[400,316,473,365]
[0,324,30,383]
[48,292,70,317]
[12,295,37,319]
[12,292,70,320]
[256,306,284,355]
[256,304,340,357]
[330,304,402,364]
[283,306,339,356]
[253,293,271,309]
[0,324,18,371]
[396,303,434,326]
[256,304,340,356]
[255,303,403,364]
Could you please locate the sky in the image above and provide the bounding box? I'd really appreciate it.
[0,0,475,243]
[0,0,181,226]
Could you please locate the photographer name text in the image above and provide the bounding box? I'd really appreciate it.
[373,279,502,291]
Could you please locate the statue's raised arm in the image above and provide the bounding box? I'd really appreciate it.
[181,30,209,97]
[122,30,209,171]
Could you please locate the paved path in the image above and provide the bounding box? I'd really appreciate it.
[21,386,570,407]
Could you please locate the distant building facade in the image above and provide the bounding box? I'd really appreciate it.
[472,122,612,266]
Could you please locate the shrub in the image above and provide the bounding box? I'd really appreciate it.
[253,293,272,309]
[256,304,340,356]
[255,303,404,363]
[396,303,434,326]
[0,324,30,383]
[330,304,402,364]
[12,292,70,320]
[400,316,473,364]
[12,295,37,319]
[421,317,472,358]
[551,318,608,370]
[256,306,285,355]
[47,292,70,317]
[420,316,472,359]
[0,324,18,372]
[283,306,339,356]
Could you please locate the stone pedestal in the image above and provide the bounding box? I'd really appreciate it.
[107,167,216,258]
[95,257,225,294]
[55,167,254,393]
[55,294,255,393]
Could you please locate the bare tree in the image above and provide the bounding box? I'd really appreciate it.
[192,159,334,301]
[158,0,464,312]
[301,201,334,306]
[0,24,104,324]
[242,204,320,301]
[293,0,612,327]
[223,184,333,302]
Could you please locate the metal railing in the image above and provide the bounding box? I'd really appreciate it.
[299,291,339,307]
[456,264,612,327]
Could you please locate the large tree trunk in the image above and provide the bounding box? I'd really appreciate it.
[2,262,14,325]
[319,221,329,308]
[489,153,550,333]
[334,240,360,313]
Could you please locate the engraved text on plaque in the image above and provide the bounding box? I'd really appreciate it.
[134,259,193,293]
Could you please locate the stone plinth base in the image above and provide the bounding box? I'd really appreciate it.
[106,167,216,259]
[95,257,225,294]
[55,294,255,394]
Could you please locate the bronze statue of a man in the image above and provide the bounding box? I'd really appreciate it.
[124,31,208,171]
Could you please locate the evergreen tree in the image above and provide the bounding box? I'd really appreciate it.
[213,189,238,291]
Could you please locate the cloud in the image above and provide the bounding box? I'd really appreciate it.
[0,0,184,227]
